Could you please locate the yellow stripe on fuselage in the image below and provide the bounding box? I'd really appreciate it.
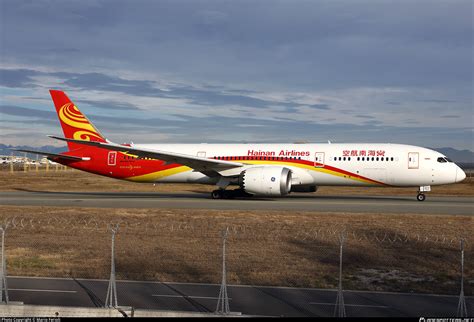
[241,160,380,185]
[126,165,191,182]
[124,159,381,185]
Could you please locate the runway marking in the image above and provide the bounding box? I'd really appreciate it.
[152,294,231,300]
[309,302,389,309]
[9,288,77,293]
[8,276,470,298]
[0,198,470,213]
[1,197,470,208]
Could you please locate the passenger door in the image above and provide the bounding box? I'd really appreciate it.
[408,152,419,169]
[314,152,325,168]
[107,151,117,166]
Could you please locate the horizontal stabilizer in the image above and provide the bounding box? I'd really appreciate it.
[15,149,84,161]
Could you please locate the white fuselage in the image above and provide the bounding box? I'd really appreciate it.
[130,143,466,187]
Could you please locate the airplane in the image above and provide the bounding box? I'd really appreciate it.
[17,90,466,201]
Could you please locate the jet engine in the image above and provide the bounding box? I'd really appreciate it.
[239,166,292,196]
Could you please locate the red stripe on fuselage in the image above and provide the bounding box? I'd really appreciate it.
[54,150,384,185]
[52,147,183,179]
[227,156,385,185]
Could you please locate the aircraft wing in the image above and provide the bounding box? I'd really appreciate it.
[48,136,244,173]
[15,149,84,161]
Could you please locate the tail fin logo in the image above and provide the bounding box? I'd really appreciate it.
[58,103,103,141]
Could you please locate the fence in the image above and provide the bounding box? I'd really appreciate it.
[1,161,70,173]
[0,215,471,305]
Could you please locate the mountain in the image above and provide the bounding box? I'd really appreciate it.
[431,147,474,164]
[0,144,66,158]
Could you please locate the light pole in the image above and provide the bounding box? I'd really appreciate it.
[457,239,467,317]
[334,231,346,317]
[0,224,10,304]
[216,227,230,315]
[105,224,119,308]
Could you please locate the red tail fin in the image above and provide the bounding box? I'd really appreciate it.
[49,90,106,150]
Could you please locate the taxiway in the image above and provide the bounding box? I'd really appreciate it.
[7,276,473,317]
[1,191,472,215]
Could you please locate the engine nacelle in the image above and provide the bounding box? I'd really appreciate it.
[239,166,292,196]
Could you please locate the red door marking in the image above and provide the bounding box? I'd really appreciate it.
[108,151,117,166]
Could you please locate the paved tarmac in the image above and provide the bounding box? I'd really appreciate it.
[0,190,473,215]
[6,276,473,317]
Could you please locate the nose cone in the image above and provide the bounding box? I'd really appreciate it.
[456,166,466,183]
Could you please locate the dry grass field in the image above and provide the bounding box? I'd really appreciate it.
[1,168,473,196]
[0,168,472,295]
[0,206,471,295]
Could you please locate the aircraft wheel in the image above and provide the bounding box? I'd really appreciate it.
[416,193,426,202]
[211,190,223,199]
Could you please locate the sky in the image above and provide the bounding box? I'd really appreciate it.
[0,0,472,150]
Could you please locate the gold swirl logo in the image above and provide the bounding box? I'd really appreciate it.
[73,130,104,141]
[59,103,102,141]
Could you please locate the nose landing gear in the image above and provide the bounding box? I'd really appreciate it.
[417,186,431,202]
[416,193,426,202]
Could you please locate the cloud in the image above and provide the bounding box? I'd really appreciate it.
[355,115,376,119]
[2,0,471,89]
[0,104,56,119]
[0,69,41,88]
[0,1,472,150]
[1,66,472,150]
[60,72,165,97]
[440,115,461,119]
[76,99,141,111]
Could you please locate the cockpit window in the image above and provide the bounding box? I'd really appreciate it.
[437,157,447,163]
[445,157,453,163]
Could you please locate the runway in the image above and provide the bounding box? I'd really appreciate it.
[0,190,473,215]
[6,276,473,317]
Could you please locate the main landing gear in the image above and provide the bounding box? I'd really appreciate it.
[211,189,225,199]
[211,189,252,199]
[416,185,431,202]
